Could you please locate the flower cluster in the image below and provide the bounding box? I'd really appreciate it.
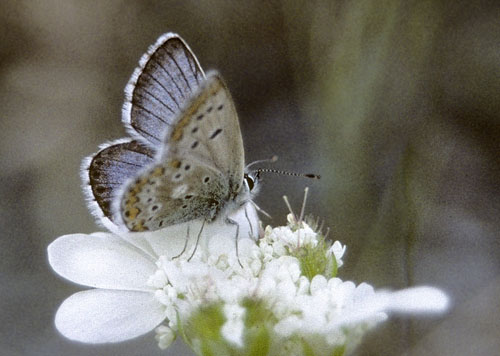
[49,208,449,356]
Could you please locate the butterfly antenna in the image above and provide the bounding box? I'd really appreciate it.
[246,155,278,169]
[255,168,320,180]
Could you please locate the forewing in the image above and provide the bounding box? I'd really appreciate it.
[82,139,155,226]
[122,33,205,146]
[117,158,228,232]
[117,73,245,232]
[161,71,245,195]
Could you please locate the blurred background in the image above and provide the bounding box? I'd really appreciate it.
[1,1,499,355]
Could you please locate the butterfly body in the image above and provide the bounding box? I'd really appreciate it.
[83,33,258,232]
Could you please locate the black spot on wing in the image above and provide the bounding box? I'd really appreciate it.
[209,128,222,139]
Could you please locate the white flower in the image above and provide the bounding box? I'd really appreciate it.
[328,241,346,268]
[155,325,176,350]
[48,205,257,343]
[49,210,450,356]
[221,303,246,347]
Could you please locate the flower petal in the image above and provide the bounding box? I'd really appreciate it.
[144,203,258,259]
[143,221,202,259]
[155,325,176,349]
[48,232,155,290]
[331,286,449,328]
[119,231,158,259]
[386,286,451,314]
[55,289,166,343]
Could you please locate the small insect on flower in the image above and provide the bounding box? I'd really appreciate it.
[82,32,318,261]
[82,33,256,242]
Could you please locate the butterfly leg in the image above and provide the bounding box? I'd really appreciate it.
[172,224,190,260]
[244,205,256,240]
[226,217,243,268]
[188,220,206,261]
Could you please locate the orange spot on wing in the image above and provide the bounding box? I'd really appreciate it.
[169,76,224,142]
[171,115,192,141]
[132,219,148,232]
[170,160,181,168]
[152,166,165,177]
[123,177,148,228]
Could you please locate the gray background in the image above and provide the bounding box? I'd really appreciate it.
[1,1,499,355]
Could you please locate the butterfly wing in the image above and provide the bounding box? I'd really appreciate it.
[117,159,229,231]
[122,33,205,146]
[117,72,245,232]
[82,139,155,227]
[161,71,245,193]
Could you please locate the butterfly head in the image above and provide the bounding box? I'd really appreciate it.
[243,171,260,195]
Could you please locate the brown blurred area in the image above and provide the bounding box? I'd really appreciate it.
[1,1,499,355]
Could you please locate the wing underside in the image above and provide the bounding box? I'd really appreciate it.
[83,139,155,224]
[118,73,246,232]
[122,33,205,145]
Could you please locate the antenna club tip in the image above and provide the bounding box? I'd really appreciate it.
[305,173,321,179]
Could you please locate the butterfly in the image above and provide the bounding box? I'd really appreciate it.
[82,33,260,234]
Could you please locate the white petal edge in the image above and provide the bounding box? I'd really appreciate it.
[48,233,156,291]
[386,286,451,314]
[55,289,166,343]
[332,286,450,327]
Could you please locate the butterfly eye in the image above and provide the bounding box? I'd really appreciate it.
[244,174,254,191]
